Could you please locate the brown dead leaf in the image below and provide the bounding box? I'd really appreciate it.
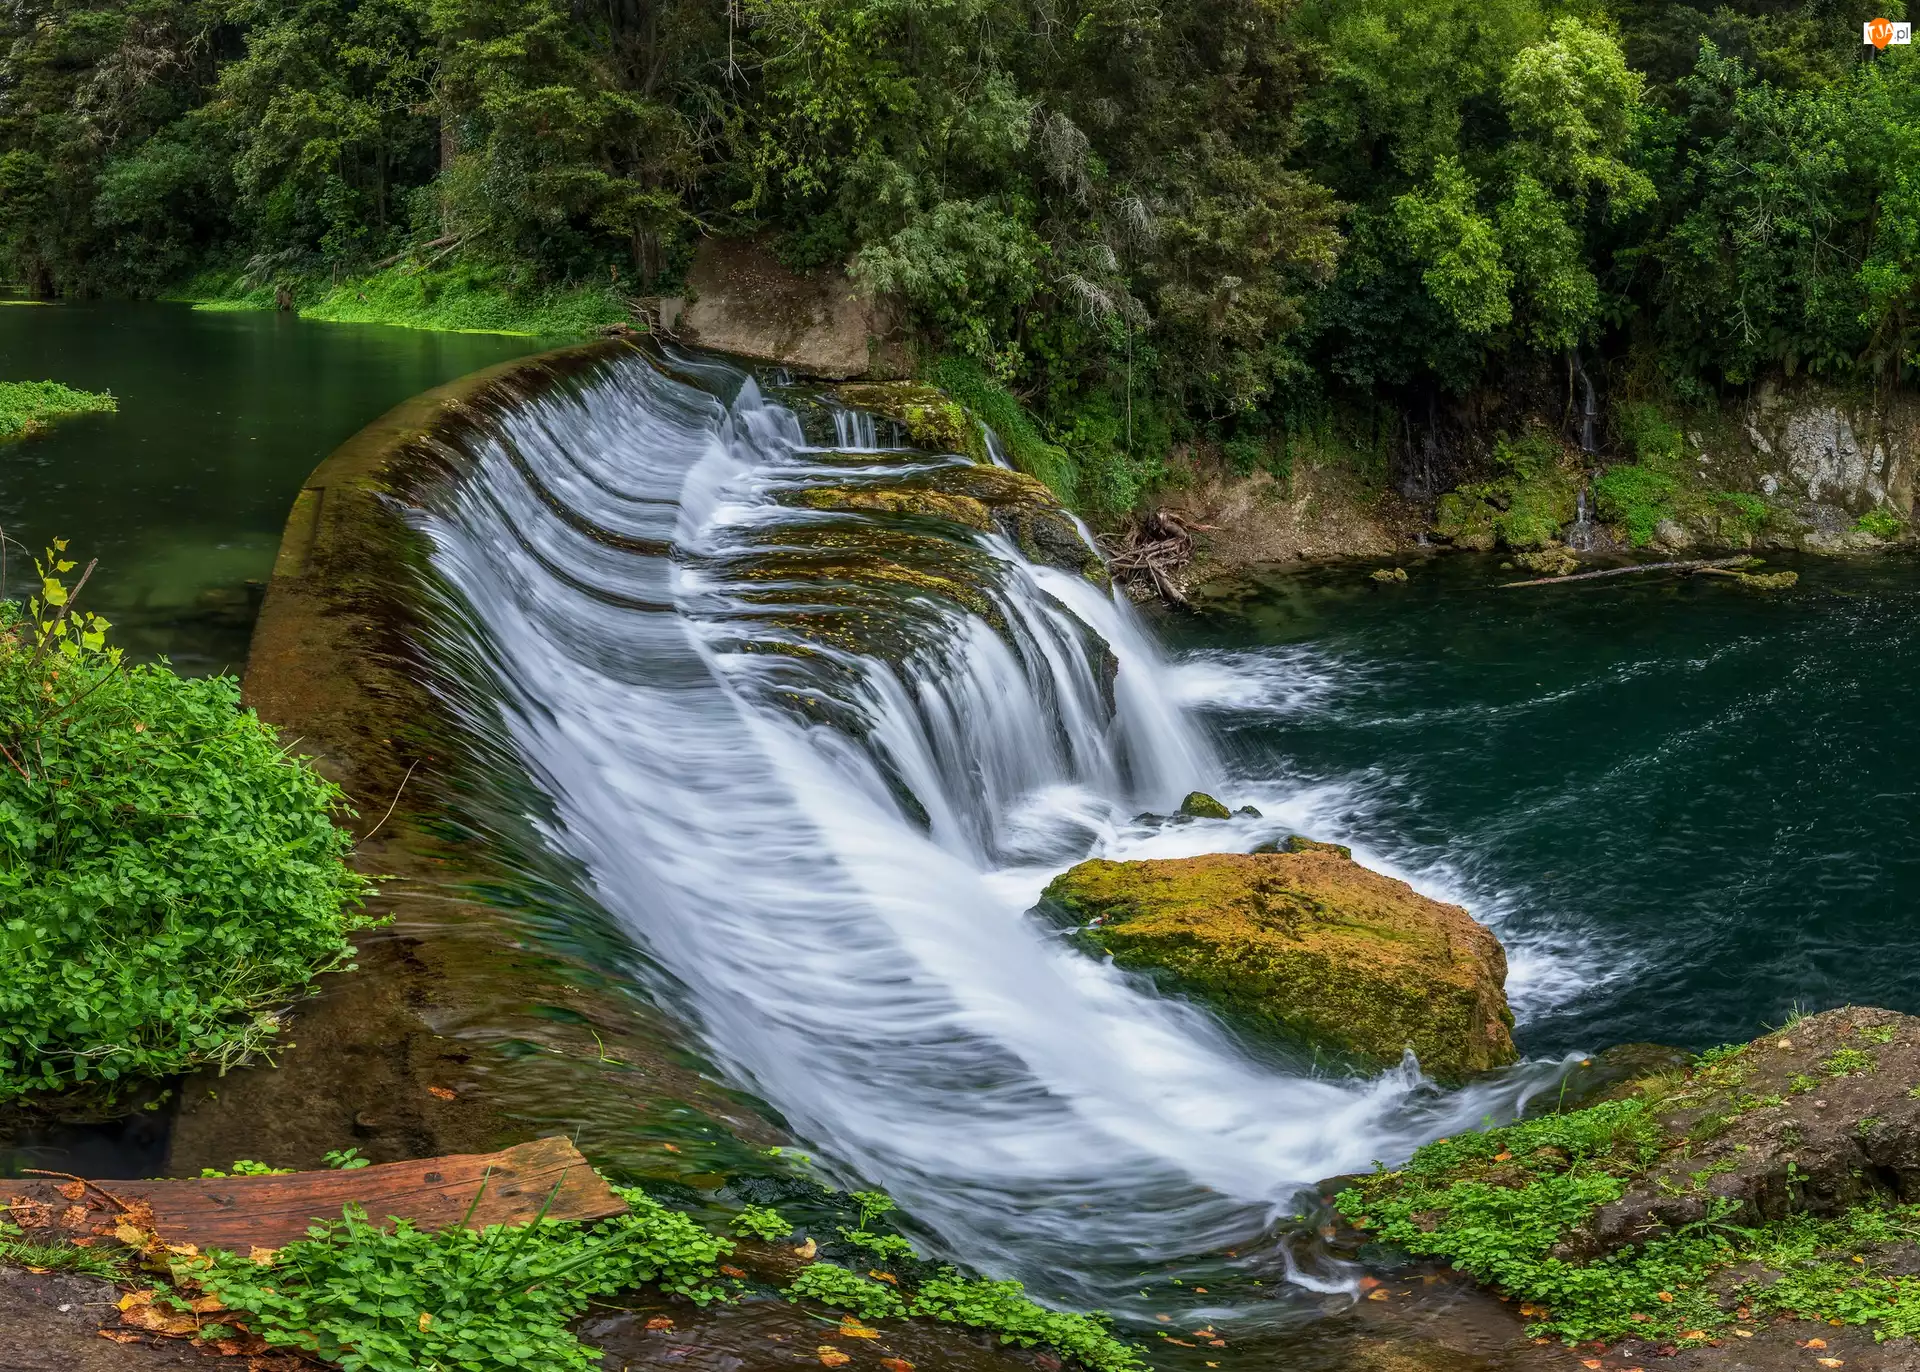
[1165,1339,1195,1348]
[113,1223,150,1247]
[58,1181,85,1202]
[1656,1291,1674,1302]
[1817,1360,1846,1369]
[817,1347,851,1367]
[879,1359,915,1372]
[118,1291,153,1313]
[661,1143,681,1153]
[248,1246,277,1266]
[868,1270,897,1284]
[60,1204,88,1228]
[1582,1361,1602,1369]
[1493,1152,1513,1162]
[426,1085,457,1100]
[719,1264,747,1278]
[418,1312,434,1333]
[838,1319,881,1339]
[1681,1330,1706,1339]
[793,1237,818,1260]
[645,1317,675,1331]
[1803,1339,1829,1349]
[188,1295,225,1314]
[98,1330,145,1345]
[1365,1289,1390,1302]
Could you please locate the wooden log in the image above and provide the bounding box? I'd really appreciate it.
[7,1136,624,1252]
[1498,555,1755,589]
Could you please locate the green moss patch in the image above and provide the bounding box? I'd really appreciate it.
[180,264,627,337]
[1593,403,1771,548]
[1433,431,1577,551]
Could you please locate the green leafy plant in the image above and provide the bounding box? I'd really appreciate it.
[0,545,375,1105]
[199,1160,293,1178]
[786,1262,909,1320]
[1822,1048,1877,1078]
[324,1148,372,1170]
[1856,506,1904,540]
[730,1203,793,1241]
[0,381,116,441]
[185,1186,732,1372]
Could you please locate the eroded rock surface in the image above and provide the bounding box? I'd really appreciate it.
[1041,850,1516,1082]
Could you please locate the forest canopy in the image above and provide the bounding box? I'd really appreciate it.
[2,0,1914,508]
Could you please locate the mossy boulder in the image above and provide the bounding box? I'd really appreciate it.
[1177,791,1233,819]
[1041,850,1516,1082]
[831,382,981,459]
[796,485,993,531]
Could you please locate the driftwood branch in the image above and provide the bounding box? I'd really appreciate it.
[1102,510,1204,606]
[1499,555,1754,589]
[368,234,460,272]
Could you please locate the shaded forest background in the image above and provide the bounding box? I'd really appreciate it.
[3,0,1916,512]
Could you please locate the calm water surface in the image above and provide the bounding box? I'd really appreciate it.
[1168,553,1920,1056]
[0,299,544,670]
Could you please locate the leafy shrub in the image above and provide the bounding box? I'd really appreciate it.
[1593,463,1678,547]
[186,1187,732,1372]
[909,1274,1147,1372]
[1857,506,1904,540]
[0,548,373,1104]
[1435,430,1575,550]
[730,1203,793,1241]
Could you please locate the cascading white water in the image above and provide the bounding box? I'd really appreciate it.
[412,349,1566,1316]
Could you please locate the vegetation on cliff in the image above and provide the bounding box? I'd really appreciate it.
[10,1,1920,519]
[0,546,373,1106]
[1042,847,1516,1081]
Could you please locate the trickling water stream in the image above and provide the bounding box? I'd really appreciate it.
[408,347,1569,1319]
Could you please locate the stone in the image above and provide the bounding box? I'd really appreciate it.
[1513,547,1578,577]
[1040,850,1516,1082]
[1564,1007,1920,1258]
[1370,566,1409,583]
[1177,791,1233,820]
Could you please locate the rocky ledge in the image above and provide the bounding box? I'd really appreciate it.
[1039,847,1516,1083]
[1335,1007,1920,1360]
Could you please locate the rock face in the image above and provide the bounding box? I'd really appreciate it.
[659,238,906,379]
[1571,1006,1920,1256]
[1041,850,1516,1082]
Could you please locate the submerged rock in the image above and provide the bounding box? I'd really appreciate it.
[1370,566,1410,583]
[1177,791,1233,820]
[1513,547,1579,577]
[1041,850,1516,1082]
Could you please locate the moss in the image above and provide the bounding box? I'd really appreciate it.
[795,485,993,531]
[928,356,1079,508]
[1177,791,1233,819]
[1857,506,1905,540]
[0,380,116,440]
[1433,431,1577,551]
[1594,402,1775,548]
[1043,851,1515,1082]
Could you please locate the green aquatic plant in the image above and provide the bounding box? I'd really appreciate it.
[0,380,116,440]
[730,1203,793,1241]
[1857,507,1904,541]
[786,1261,909,1320]
[0,545,374,1104]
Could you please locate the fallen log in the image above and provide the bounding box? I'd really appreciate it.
[7,1136,623,1252]
[1498,555,1755,589]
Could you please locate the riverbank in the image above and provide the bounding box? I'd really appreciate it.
[175,263,631,337]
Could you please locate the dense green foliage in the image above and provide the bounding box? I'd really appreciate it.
[0,380,116,440]
[1336,1086,1920,1346]
[0,547,372,1104]
[6,1,1920,511]
[186,1187,731,1371]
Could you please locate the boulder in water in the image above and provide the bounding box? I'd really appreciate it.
[1041,850,1516,1082]
[1177,791,1233,820]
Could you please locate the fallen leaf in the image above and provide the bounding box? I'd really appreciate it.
[1657,1291,1674,1302]
[1192,1286,1207,1294]
[97,1330,144,1345]
[1852,1256,1866,1265]
[1681,1330,1706,1339]
[1630,1313,1651,1322]
[817,1348,851,1367]
[1155,1314,1171,1323]
[1817,1361,1845,1369]
[793,1237,818,1260]
[58,1181,85,1201]
[1734,1329,1753,1337]
[1357,1276,1382,1292]
[189,1295,225,1314]
[113,1223,149,1247]
[1366,1289,1390,1302]
[1207,1340,1226,1348]
[1494,1152,1513,1162]
[118,1292,153,1313]
[1165,1339,1195,1348]
[248,1246,277,1266]
[645,1317,675,1331]
[1582,1361,1602,1369]
[1777,1038,1793,1050]
[839,1319,881,1339]
[1802,1340,1828,1349]
[720,1265,747,1278]
[662,1143,681,1153]
[61,1205,88,1228]
[880,1360,914,1372]
[868,1270,897,1284]
[426,1085,456,1100]
[418,1312,433,1333]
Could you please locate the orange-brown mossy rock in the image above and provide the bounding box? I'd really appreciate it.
[1041,851,1516,1082]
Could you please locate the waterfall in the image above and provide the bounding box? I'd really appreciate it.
[831,404,880,451]
[409,347,1562,1316]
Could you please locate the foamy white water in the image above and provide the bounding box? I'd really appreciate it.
[410,350,1572,1311]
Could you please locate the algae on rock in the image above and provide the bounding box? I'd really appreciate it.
[1041,850,1515,1082]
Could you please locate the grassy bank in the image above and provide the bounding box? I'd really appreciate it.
[0,380,116,440]
[177,264,631,338]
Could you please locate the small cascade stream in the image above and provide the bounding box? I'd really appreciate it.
[409,347,1570,1319]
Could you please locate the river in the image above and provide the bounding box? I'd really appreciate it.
[7,310,1919,1364]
